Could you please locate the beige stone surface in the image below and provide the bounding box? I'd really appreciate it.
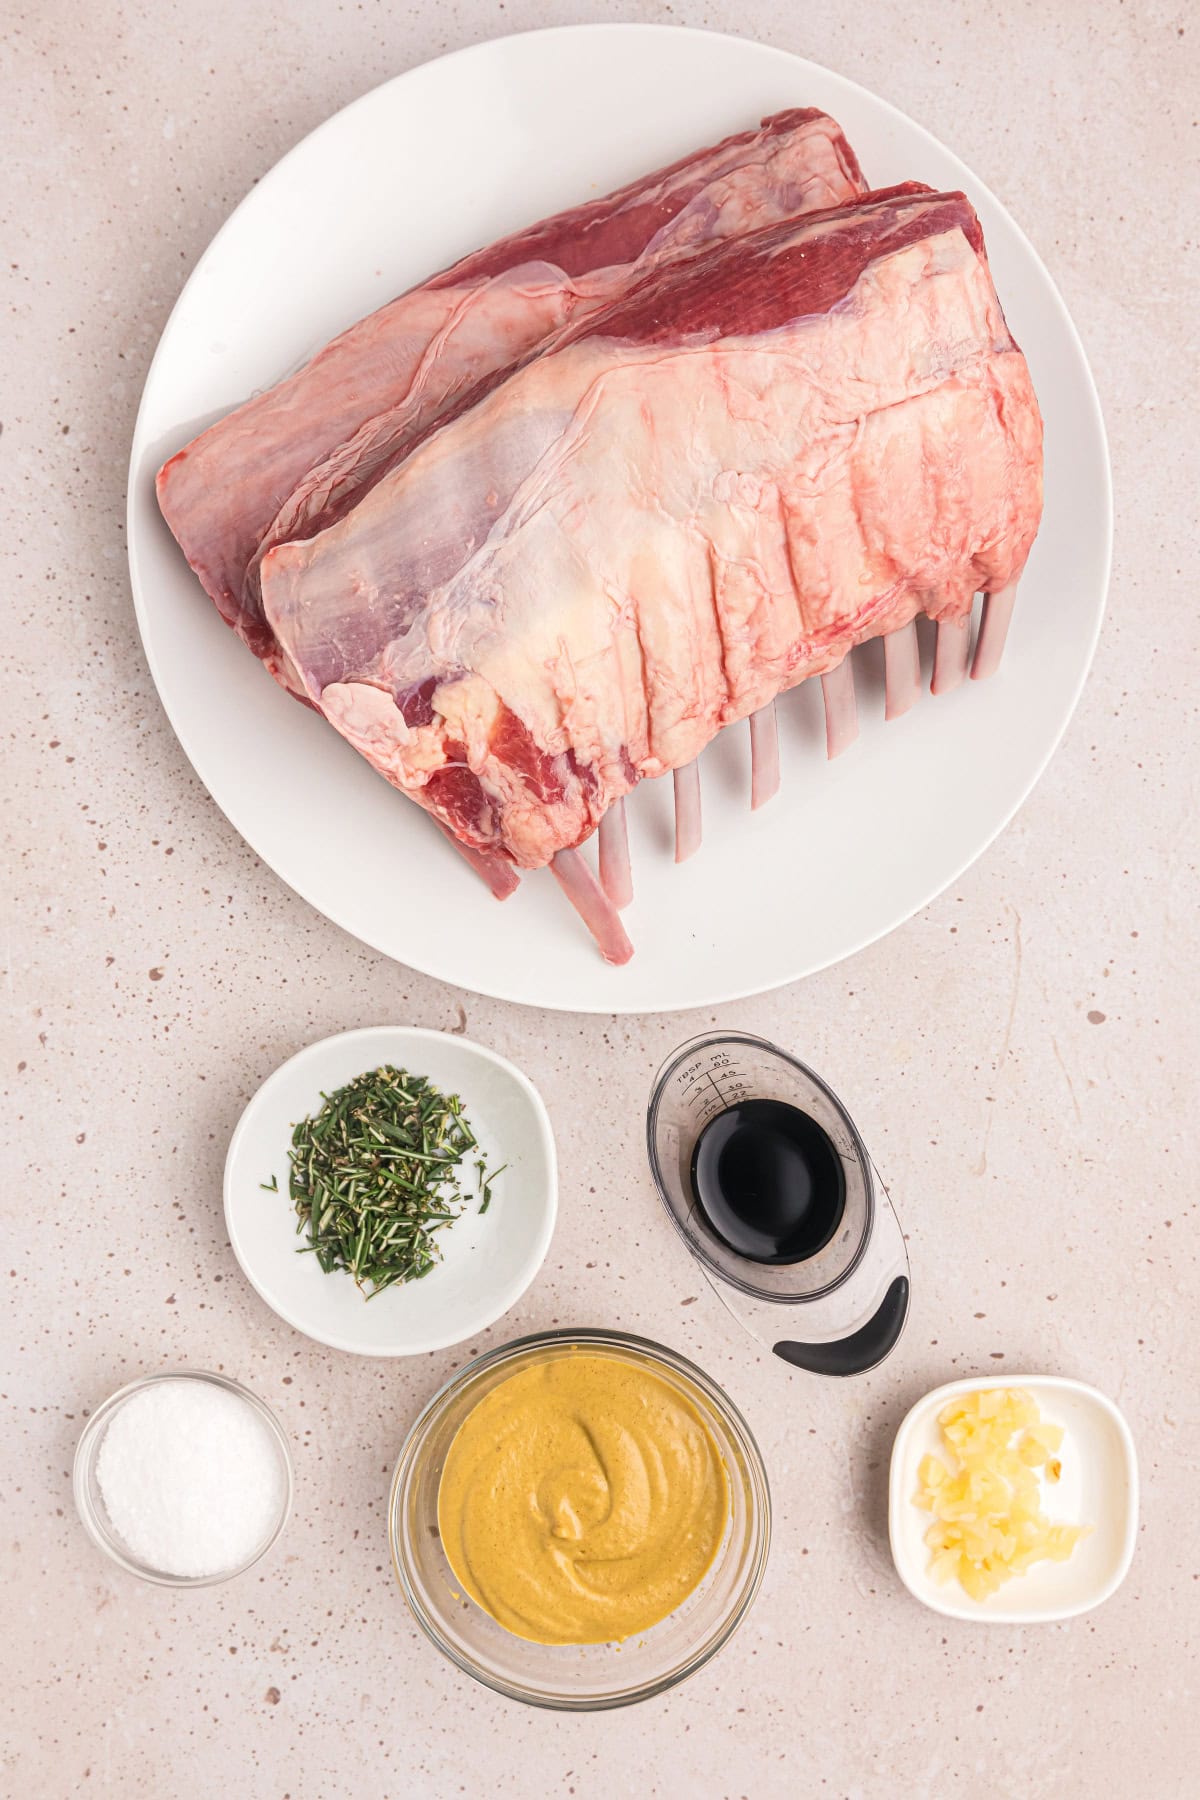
[3,1,1197,1794]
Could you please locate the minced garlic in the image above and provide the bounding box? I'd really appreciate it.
[914,1387,1087,1601]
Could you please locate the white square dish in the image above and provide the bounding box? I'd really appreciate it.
[888,1374,1137,1623]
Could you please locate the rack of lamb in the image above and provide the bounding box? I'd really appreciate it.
[157,112,1042,963]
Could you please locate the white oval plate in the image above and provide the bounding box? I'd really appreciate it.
[888,1375,1138,1623]
[224,1028,557,1355]
[129,24,1110,1012]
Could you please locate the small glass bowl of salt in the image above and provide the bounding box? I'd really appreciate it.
[73,1370,293,1586]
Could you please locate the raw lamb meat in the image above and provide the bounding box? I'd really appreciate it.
[259,184,1043,962]
[156,108,865,681]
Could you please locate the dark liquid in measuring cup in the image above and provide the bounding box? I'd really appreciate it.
[690,1099,846,1265]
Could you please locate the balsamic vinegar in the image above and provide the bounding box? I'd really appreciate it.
[690,1099,845,1265]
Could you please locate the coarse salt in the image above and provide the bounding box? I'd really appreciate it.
[95,1378,287,1578]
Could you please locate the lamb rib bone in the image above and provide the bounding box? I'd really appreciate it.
[932,612,973,694]
[550,848,633,965]
[820,662,860,760]
[883,621,923,720]
[749,705,781,809]
[598,800,633,908]
[673,765,703,863]
[971,582,1020,680]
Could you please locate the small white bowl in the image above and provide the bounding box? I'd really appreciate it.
[224,1027,557,1355]
[74,1370,293,1586]
[888,1374,1137,1623]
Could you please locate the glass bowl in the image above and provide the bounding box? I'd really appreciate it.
[388,1328,770,1709]
[73,1369,294,1587]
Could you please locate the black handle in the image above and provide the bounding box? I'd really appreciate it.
[772,1275,909,1377]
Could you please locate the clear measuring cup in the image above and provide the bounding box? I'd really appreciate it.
[646,1032,909,1375]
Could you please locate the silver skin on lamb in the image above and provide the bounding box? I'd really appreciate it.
[259,185,1043,963]
[156,108,866,680]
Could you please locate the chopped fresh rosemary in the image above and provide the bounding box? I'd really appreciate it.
[275,1065,502,1298]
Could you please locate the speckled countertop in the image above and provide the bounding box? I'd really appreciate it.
[3,2,1198,1795]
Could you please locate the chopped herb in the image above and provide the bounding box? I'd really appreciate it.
[270,1065,502,1298]
[259,1174,279,1192]
[479,1162,508,1215]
